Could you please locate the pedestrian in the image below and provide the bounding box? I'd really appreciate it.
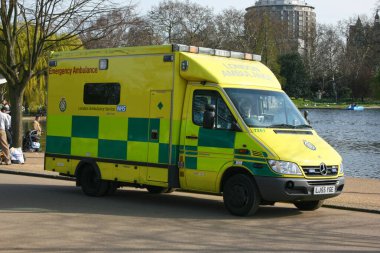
[2,99,10,111]
[0,106,11,165]
[33,115,42,136]
[0,106,12,147]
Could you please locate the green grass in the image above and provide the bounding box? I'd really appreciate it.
[291,98,380,109]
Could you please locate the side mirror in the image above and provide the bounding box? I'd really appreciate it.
[203,104,215,129]
[303,110,311,124]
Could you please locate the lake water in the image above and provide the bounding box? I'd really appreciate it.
[22,109,380,179]
[307,109,380,179]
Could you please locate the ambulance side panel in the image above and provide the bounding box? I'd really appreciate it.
[45,53,183,187]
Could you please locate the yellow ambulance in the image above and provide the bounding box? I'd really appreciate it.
[45,44,344,216]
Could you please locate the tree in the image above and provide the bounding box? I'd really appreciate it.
[0,0,131,146]
[371,70,380,99]
[147,0,215,46]
[176,1,214,46]
[245,11,289,82]
[343,16,377,100]
[147,0,184,44]
[245,8,296,56]
[279,53,310,98]
[307,24,345,100]
[123,17,161,46]
[79,7,144,48]
[214,8,246,51]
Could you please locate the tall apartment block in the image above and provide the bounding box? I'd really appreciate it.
[246,0,316,53]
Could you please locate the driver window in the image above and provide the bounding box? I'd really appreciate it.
[192,90,235,130]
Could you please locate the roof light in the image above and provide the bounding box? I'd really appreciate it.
[173,44,190,52]
[231,51,245,59]
[253,54,262,62]
[189,46,199,53]
[214,49,231,57]
[172,44,262,61]
[244,53,253,60]
[198,47,214,55]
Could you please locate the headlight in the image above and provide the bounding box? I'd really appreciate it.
[268,160,302,175]
[339,163,344,174]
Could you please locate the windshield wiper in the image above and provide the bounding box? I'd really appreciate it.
[267,124,296,129]
[267,124,313,129]
[294,124,313,129]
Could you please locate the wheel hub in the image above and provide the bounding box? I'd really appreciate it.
[230,184,249,207]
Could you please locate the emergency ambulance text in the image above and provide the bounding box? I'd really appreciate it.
[49,66,98,76]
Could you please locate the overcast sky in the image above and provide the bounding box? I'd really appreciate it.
[132,0,378,25]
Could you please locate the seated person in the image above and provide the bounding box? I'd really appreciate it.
[239,101,252,119]
[239,100,262,126]
[33,115,42,136]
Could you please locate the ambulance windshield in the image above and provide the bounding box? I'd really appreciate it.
[225,88,310,129]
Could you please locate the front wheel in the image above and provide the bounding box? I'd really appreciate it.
[80,164,108,197]
[223,174,261,216]
[294,200,324,211]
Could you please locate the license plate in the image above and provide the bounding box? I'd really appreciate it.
[314,185,336,195]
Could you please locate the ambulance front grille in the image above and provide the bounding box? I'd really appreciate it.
[308,180,338,186]
[302,166,339,177]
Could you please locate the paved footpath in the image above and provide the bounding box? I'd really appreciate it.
[0,152,379,214]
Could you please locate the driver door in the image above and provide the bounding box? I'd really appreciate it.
[183,87,238,192]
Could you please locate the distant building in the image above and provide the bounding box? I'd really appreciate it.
[373,12,380,68]
[347,11,380,72]
[245,0,316,53]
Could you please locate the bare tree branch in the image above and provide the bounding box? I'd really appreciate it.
[0,0,137,146]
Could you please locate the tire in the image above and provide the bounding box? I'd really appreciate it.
[107,182,119,196]
[294,200,324,211]
[165,188,175,193]
[223,174,261,216]
[146,186,173,194]
[80,164,109,197]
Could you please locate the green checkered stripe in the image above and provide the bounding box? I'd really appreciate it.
[181,128,274,176]
[46,115,178,165]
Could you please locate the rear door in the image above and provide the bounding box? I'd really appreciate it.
[147,90,172,183]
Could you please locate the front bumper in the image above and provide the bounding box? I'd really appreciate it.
[255,176,345,202]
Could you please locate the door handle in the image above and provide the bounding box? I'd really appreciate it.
[186,136,198,140]
[151,130,158,140]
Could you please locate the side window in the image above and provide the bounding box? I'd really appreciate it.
[83,83,120,105]
[192,90,235,130]
[216,97,234,130]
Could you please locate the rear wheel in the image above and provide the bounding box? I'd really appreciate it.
[294,200,324,211]
[146,186,173,194]
[223,174,261,216]
[80,164,108,197]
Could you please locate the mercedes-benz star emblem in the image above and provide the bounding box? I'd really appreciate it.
[320,163,328,176]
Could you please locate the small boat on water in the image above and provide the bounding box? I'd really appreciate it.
[347,104,364,111]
